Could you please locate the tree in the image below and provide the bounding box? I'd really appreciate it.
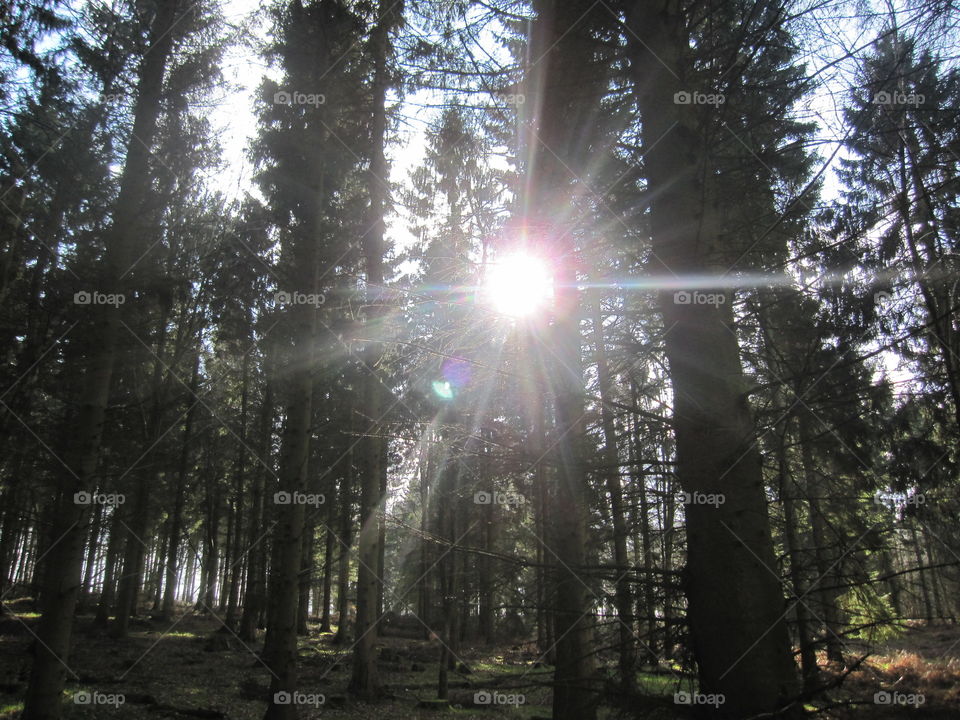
[623,0,803,715]
[350,0,404,700]
[23,0,185,715]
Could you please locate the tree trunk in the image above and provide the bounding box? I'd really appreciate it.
[224,351,250,629]
[78,501,103,612]
[162,351,200,620]
[478,429,495,644]
[531,363,554,663]
[94,509,125,627]
[591,295,635,689]
[349,0,398,699]
[526,3,599,717]
[333,453,354,645]
[626,3,800,715]
[262,334,314,719]
[910,524,933,623]
[800,411,845,664]
[197,455,221,613]
[150,522,168,610]
[417,429,432,639]
[239,380,273,641]
[319,518,335,632]
[628,386,658,659]
[297,520,315,635]
[22,1,180,715]
[778,422,818,690]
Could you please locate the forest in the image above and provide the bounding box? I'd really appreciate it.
[1,0,959,718]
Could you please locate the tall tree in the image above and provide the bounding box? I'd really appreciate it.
[523,2,609,717]
[623,0,803,715]
[23,0,184,715]
[350,0,404,699]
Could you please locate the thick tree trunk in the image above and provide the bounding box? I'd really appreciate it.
[262,370,312,720]
[526,3,599,717]
[114,299,174,636]
[262,275,316,718]
[261,6,329,709]
[626,3,800,715]
[21,1,180,715]
[350,357,385,698]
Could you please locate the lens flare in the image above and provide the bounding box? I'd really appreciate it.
[483,252,554,317]
[431,380,454,399]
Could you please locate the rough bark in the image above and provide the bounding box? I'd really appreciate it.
[626,2,800,715]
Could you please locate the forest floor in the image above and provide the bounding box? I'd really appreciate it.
[1,599,959,718]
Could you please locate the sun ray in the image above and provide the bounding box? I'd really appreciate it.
[482,252,554,318]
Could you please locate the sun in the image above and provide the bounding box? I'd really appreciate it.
[483,252,554,318]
